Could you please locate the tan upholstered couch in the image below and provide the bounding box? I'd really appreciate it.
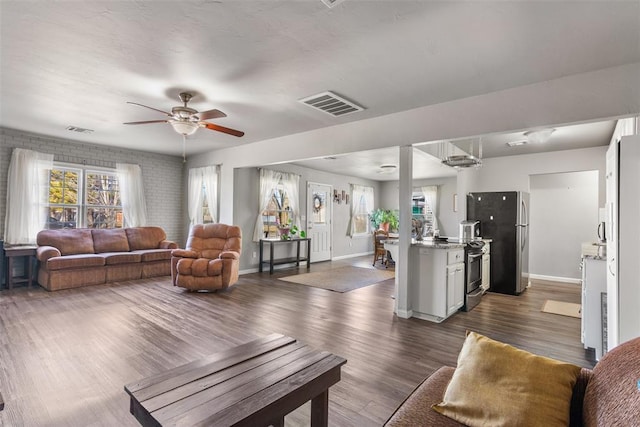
[36,227,178,291]
[171,223,241,291]
[385,336,640,426]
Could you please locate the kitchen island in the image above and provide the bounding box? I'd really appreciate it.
[384,239,466,323]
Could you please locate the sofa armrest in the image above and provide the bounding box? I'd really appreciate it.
[384,366,462,427]
[172,249,199,258]
[220,251,240,260]
[160,240,178,249]
[37,246,61,263]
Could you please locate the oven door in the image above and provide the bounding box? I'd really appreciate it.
[467,251,483,293]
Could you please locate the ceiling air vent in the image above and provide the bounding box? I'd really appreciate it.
[320,0,347,8]
[299,91,364,117]
[66,125,94,134]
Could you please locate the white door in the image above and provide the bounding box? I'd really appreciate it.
[307,182,332,262]
[605,142,618,350]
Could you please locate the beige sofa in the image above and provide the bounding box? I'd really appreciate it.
[36,227,178,291]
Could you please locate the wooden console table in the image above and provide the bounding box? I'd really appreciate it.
[125,333,346,427]
[259,238,311,274]
[4,245,37,289]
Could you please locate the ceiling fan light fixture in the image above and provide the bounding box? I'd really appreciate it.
[524,128,555,144]
[170,120,199,136]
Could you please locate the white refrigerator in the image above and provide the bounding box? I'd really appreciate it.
[605,134,640,351]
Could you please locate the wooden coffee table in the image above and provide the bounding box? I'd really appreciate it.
[125,334,346,427]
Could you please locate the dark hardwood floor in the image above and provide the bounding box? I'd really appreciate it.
[0,257,593,426]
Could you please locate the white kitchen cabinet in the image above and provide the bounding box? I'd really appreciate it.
[410,246,465,323]
[481,244,490,291]
[581,257,607,360]
[446,263,465,316]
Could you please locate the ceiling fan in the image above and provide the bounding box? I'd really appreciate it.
[124,92,244,138]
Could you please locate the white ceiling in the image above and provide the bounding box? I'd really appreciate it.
[1,1,638,159]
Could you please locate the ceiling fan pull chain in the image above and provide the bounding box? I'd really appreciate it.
[182,134,187,163]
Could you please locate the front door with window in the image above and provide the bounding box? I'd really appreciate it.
[307,183,332,262]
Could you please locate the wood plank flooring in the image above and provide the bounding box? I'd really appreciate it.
[0,257,594,426]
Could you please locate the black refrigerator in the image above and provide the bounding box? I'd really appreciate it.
[467,191,530,295]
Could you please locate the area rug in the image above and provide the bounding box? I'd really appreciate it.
[541,300,582,318]
[279,266,395,293]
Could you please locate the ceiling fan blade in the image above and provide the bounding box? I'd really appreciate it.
[197,109,227,121]
[123,120,169,125]
[203,122,245,137]
[126,102,172,116]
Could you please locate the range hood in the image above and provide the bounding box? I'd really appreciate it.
[441,154,482,168]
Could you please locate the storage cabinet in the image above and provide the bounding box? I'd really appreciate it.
[410,246,465,323]
[581,257,607,360]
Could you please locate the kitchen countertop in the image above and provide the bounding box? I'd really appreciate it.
[382,238,465,249]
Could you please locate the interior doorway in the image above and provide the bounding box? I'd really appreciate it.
[307,182,332,262]
[529,170,599,281]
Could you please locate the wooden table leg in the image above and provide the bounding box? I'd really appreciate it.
[268,417,284,427]
[6,256,14,290]
[259,240,264,273]
[306,239,311,270]
[310,390,329,427]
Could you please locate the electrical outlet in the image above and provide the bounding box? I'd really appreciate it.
[252,251,257,258]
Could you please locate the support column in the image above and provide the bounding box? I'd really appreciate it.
[396,145,413,318]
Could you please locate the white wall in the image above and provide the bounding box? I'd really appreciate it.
[529,171,599,281]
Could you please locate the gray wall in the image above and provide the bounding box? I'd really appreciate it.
[529,171,599,280]
[233,164,381,271]
[380,176,458,238]
[0,127,186,244]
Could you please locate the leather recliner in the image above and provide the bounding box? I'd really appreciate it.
[171,223,242,291]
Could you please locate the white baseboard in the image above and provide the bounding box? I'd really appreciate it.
[332,251,373,261]
[529,273,581,285]
[395,309,413,319]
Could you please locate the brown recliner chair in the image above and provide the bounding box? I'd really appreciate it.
[171,223,242,291]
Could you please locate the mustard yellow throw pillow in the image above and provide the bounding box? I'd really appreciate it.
[432,331,581,427]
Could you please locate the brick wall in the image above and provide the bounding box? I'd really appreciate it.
[0,127,186,244]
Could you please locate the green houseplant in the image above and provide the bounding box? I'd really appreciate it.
[278,219,307,240]
[369,209,399,232]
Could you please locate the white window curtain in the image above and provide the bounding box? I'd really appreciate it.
[349,184,374,236]
[188,167,205,226]
[421,185,439,231]
[253,169,281,242]
[187,165,218,225]
[4,148,54,244]
[280,172,300,228]
[116,163,148,227]
[202,166,218,224]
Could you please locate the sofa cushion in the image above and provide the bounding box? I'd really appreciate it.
[46,254,105,271]
[98,252,142,265]
[132,249,172,262]
[92,229,130,253]
[125,227,167,251]
[37,229,95,255]
[432,331,581,427]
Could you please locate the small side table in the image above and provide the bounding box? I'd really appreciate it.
[259,238,311,274]
[4,245,37,289]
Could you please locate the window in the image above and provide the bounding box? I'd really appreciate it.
[202,185,214,224]
[253,169,300,242]
[349,184,374,236]
[46,165,123,229]
[262,185,291,238]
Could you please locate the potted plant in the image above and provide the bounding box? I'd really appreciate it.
[279,219,307,240]
[369,209,399,232]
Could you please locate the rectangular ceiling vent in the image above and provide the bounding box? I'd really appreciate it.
[320,0,347,8]
[66,125,94,134]
[299,91,364,117]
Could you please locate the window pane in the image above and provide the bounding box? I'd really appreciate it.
[87,207,123,229]
[354,214,368,235]
[47,207,78,229]
[86,172,121,207]
[49,169,79,204]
